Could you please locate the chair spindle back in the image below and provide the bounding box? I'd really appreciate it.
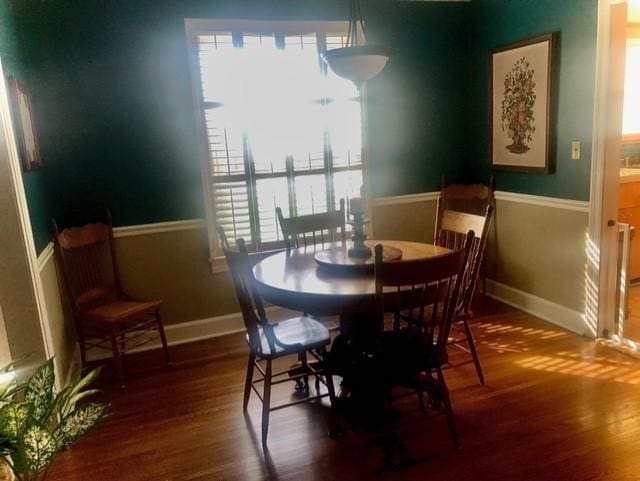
[220,237,277,354]
[52,211,122,315]
[374,233,474,351]
[440,175,495,216]
[435,205,494,313]
[276,199,346,250]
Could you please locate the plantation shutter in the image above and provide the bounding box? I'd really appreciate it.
[194,26,363,255]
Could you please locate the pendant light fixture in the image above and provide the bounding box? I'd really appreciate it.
[321,0,392,88]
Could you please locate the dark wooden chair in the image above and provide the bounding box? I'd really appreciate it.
[375,233,473,456]
[439,175,495,216]
[434,206,494,385]
[52,211,170,388]
[276,200,346,335]
[439,175,495,295]
[221,236,336,449]
[276,199,346,250]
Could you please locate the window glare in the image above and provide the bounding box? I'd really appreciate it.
[196,28,363,248]
[623,41,640,135]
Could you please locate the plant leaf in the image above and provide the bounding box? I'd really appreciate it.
[57,367,102,418]
[54,403,106,449]
[16,423,58,474]
[24,360,55,422]
[0,403,29,438]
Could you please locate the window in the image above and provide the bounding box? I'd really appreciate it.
[623,37,640,136]
[186,20,364,266]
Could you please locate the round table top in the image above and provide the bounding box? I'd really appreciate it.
[313,242,402,271]
[253,240,451,316]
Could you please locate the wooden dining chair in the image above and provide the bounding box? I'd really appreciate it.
[276,199,346,250]
[440,175,495,295]
[276,200,346,336]
[52,211,171,388]
[375,233,473,456]
[221,237,336,449]
[434,205,494,385]
[439,175,495,216]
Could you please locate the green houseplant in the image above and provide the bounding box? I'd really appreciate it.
[0,359,107,481]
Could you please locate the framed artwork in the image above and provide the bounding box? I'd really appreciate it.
[7,76,42,171]
[490,33,557,173]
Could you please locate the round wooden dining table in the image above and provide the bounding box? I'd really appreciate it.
[253,240,452,320]
[254,240,453,434]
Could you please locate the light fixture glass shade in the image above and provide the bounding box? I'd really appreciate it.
[322,45,392,87]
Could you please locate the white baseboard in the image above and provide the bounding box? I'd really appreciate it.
[485,279,589,337]
[86,305,294,362]
[64,280,592,365]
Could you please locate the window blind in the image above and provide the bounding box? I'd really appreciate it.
[194,27,363,254]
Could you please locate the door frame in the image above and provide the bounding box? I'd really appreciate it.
[0,59,55,365]
[589,0,629,339]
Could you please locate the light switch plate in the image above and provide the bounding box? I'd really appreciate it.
[571,141,581,160]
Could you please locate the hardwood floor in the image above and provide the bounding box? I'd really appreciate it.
[623,284,640,342]
[47,298,640,481]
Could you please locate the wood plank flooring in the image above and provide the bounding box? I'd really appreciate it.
[47,298,640,481]
[623,284,640,342]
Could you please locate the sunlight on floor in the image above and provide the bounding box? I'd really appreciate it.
[515,352,640,384]
[469,322,569,354]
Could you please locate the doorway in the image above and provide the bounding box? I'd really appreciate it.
[592,0,640,346]
[0,57,54,369]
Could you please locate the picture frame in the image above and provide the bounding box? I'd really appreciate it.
[7,76,42,171]
[490,33,557,173]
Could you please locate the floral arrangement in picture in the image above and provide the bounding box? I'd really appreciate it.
[501,56,536,154]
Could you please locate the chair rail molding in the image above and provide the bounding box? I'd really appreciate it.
[494,191,590,212]
[38,218,206,270]
[371,190,589,212]
[112,219,205,238]
[371,191,440,207]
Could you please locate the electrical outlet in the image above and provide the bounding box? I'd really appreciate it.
[571,141,581,160]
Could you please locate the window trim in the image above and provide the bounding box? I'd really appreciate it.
[185,18,371,273]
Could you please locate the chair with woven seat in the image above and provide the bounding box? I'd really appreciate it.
[434,206,494,385]
[52,211,171,388]
[221,236,336,449]
[375,233,473,459]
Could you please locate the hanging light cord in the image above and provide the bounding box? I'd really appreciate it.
[346,0,368,48]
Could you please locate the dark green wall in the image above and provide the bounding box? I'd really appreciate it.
[0,2,52,252]
[467,0,598,201]
[8,0,469,253]
[6,0,600,254]
[365,2,467,197]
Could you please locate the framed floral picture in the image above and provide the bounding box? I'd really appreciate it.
[490,33,557,173]
[7,76,42,171]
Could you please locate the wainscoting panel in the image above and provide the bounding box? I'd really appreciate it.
[37,193,592,374]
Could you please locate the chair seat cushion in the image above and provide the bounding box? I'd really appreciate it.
[249,316,330,357]
[83,300,162,324]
